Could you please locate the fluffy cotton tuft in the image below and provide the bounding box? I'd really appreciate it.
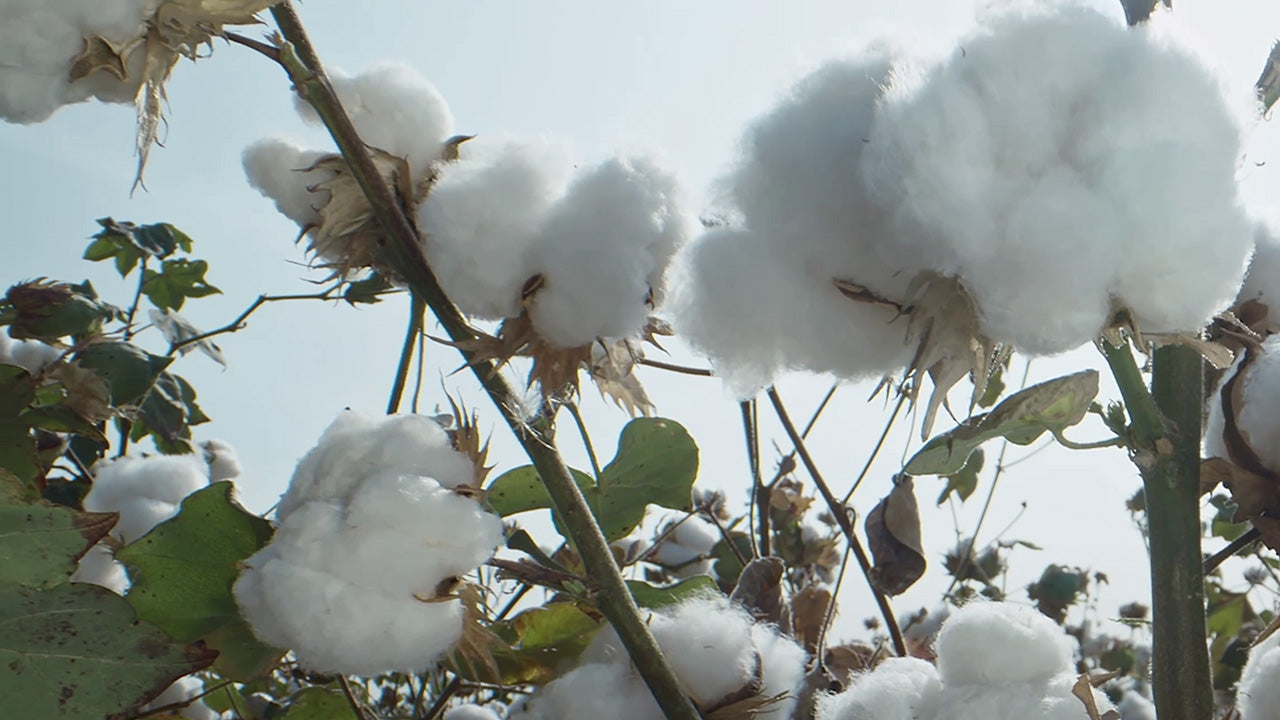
[672,3,1252,392]
[1237,223,1280,313]
[1237,629,1280,720]
[1205,335,1280,472]
[512,595,805,720]
[0,334,62,373]
[142,676,219,720]
[242,138,335,227]
[442,705,504,720]
[650,516,719,578]
[816,658,943,720]
[202,439,242,482]
[935,601,1073,686]
[0,0,156,123]
[82,453,211,544]
[233,411,503,676]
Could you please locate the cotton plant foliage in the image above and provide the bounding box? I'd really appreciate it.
[232,411,504,676]
[818,602,1115,720]
[671,2,1253,398]
[509,595,805,720]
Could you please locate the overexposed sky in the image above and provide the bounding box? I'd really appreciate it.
[3,0,1280,642]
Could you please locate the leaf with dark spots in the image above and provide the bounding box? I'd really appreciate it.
[0,501,116,589]
[865,476,925,596]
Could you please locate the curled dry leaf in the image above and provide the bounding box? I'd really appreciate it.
[865,476,925,596]
[729,557,790,633]
[589,339,655,417]
[790,585,832,655]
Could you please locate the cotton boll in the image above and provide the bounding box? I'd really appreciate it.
[1206,335,1280,473]
[71,544,130,595]
[83,454,210,543]
[935,676,1112,720]
[651,516,719,577]
[1117,691,1156,720]
[142,676,219,720]
[935,602,1074,687]
[296,63,454,180]
[242,138,334,227]
[668,228,914,397]
[1237,629,1280,720]
[201,439,242,482]
[4,337,61,373]
[508,661,661,720]
[527,156,686,347]
[750,622,808,720]
[816,657,942,720]
[418,140,572,319]
[443,705,503,720]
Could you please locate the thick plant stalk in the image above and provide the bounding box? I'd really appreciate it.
[266,5,701,720]
[1102,340,1212,720]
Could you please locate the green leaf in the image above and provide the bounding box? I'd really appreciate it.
[905,370,1099,476]
[977,363,1006,409]
[485,603,603,684]
[86,218,194,278]
[485,465,595,518]
[21,405,108,444]
[117,483,279,681]
[343,273,393,305]
[3,279,117,341]
[709,532,753,590]
[936,448,983,505]
[132,372,209,455]
[0,501,116,589]
[75,342,172,406]
[0,365,35,417]
[141,259,221,311]
[280,687,359,720]
[591,418,698,539]
[0,582,216,720]
[626,576,718,608]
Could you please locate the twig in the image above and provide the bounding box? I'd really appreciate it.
[388,294,425,414]
[411,326,427,413]
[843,387,906,503]
[565,401,602,480]
[338,676,367,720]
[122,257,148,341]
[486,557,583,591]
[223,30,282,60]
[166,285,342,356]
[124,679,234,720]
[743,399,767,557]
[637,357,714,376]
[765,386,907,656]
[267,6,701,718]
[420,676,461,720]
[816,543,855,666]
[1205,528,1261,574]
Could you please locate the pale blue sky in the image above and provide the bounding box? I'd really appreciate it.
[3,0,1279,639]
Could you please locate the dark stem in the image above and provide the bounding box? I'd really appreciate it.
[122,257,148,341]
[764,386,907,656]
[742,399,768,557]
[565,401,602,480]
[338,676,367,720]
[1204,527,1260,574]
[388,294,425,414]
[266,6,701,719]
[637,357,714,376]
[166,285,343,356]
[420,676,462,720]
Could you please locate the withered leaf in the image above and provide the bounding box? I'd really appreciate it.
[69,36,130,83]
[823,643,877,682]
[790,585,832,654]
[729,557,790,633]
[1070,673,1119,720]
[589,340,655,417]
[865,476,925,596]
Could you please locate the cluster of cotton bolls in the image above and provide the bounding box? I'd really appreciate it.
[817,602,1114,720]
[0,0,156,123]
[72,443,241,594]
[670,2,1254,395]
[232,411,504,676]
[509,595,805,720]
[244,63,687,349]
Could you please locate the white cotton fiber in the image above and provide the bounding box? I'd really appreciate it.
[70,543,130,595]
[816,657,943,720]
[202,439,242,482]
[417,139,572,319]
[82,453,211,544]
[934,679,1112,720]
[1117,691,1156,720]
[296,63,454,180]
[935,602,1074,687]
[863,4,1250,352]
[242,138,335,228]
[527,157,686,347]
[0,335,61,373]
[233,411,502,676]
[142,676,219,720]
[1238,223,1280,313]
[650,516,719,578]
[0,0,155,123]
[1237,629,1280,720]
[1206,335,1280,472]
[443,705,503,720]
[510,659,658,720]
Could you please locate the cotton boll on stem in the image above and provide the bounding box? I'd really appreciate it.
[527,156,687,348]
[1206,335,1280,473]
[242,138,335,228]
[417,139,573,319]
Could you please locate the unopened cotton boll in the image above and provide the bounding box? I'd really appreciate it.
[527,156,687,347]
[417,140,573,319]
[816,657,943,720]
[296,63,454,180]
[443,705,504,720]
[242,138,335,228]
[935,602,1074,687]
[0,0,156,123]
[1237,629,1280,720]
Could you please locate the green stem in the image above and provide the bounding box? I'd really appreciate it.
[266,6,700,720]
[1101,339,1211,720]
[387,294,425,414]
[565,401,602,480]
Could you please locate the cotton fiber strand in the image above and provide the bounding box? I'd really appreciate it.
[233,411,502,676]
[1237,629,1280,720]
[511,595,805,720]
[0,0,156,123]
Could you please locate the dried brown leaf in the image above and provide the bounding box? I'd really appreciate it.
[1070,673,1114,720]
[823,643,876,682]
[447,581,504,683]
[729,557,790,633]
[790,586,832,654]
[865,476,925,596]
[69,36,130,83]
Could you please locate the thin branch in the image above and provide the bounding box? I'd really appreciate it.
[743,399,767,557]
[412,327,427,413]
[1205,529,1261,574]
[124,680,234,720]
[338,676,367,720]
[765,386,907,656]
[420,676,462,720]
[637,357,714,376]
[816,543,855,665]
[388,294,425,414]
[223,30,282,61]
[166,286,341,356]
[843,387,907,503]
[486,557,583,592]
[267,6,701,718]
[565,401,602,480]
[122,257,148,341]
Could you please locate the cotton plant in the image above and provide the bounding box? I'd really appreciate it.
[818,602,1116,720]
[232,411,504,676]
[509,595,806,720]
[670,2,1254,416]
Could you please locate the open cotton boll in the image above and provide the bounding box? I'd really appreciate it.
[142,676,219,720]
[202,439,242,482]
[815,657,943,720]
[651,516,720,577]
[277,412,475,519]
[71,544,130,595]
[295,63,454,180]
[668,228,914,397]
[417,140,572,319]
[0,0,155,123]
[1117,691,1156,720]
[0,335,61,373]
[863,3,1250,353]
[509,660,660,720]
[1237,630,1280,720]
[935,677,1113,720]
[242,138,335,228]
[1205,335,1280,472]
[527,156,686,347]
[935,602,1074,687]
[82,453,210,544]
[443,705,503,720]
